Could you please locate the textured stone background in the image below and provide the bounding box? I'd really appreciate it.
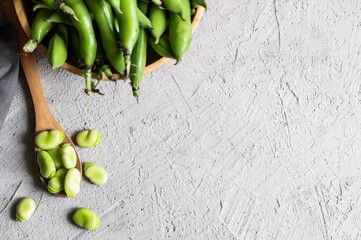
[2,0,361,239]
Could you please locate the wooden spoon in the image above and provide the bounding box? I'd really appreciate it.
[3,0,82,197]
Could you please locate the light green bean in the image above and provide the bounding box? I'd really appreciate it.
[64,168,81,197]
[76,130,102,148]
[60,143,77,169]
[47,168,67,193]
[16,198,36,222]
[46,146,63,169]
[73,208,100,230]
[35,130,64,150]
[84,162,108,185]
[37,151,56,179]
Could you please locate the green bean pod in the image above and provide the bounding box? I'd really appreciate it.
[46,12,73,25]
[64,0,96,68]
[115,0,139,75]
[148,5,167,44]
[48,24,68,69]
[113,16,120,33]
[169,0,192,64]
[161,0,185,20]
[137,7,153,29]
[149,35,176,59]
[23,9,55,53]
[105,0,122,14]
[130,1,149,101]
[191,0,207,10]
[69,27,85,66]
[40,0,79,21]
[85,0,125,75]
[64,0,97,95]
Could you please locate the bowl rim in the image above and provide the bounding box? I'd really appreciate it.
[13,0,204,80]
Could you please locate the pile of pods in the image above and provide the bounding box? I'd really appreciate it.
[24,0,207,101]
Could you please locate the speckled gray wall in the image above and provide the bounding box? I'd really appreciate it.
[1,0,361,239]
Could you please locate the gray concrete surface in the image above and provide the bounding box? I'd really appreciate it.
[1,0,361,239]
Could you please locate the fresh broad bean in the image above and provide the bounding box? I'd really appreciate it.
[64,0,97,67]
[69,27,85,66]
[191,0,207,11]
[48,24,68,69]
[137,7,153,29]
[149,5,167,44]
[64,168,81,197]
[73,208,100,230]
[40,0,78,20]
[47,168,67,193]
[16,198,36,222]
[76,130,102,148]
[84,162,108,185]
[37,151,56,179]
[46,12,73,25]
[60,143,77,169]
[64,0,97,95]
[169,0,192,64]
[46,146,63,169]
[149,35,176,59]
[162,0,185,20]
[23,9,55,53]
[115,0,139,74]
[84,0,125,76]
[35,130,65,150]
[130,1,149,101]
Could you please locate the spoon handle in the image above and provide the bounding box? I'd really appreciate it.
[3,0,61,133]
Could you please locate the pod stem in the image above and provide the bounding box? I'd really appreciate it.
[100,65,115,81]
[84,68,92,96]
[59,3,79,22]
[23,39,38,53]
[123,53,131,79]
[132,87,140,103]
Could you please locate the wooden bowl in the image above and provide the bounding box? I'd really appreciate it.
[13,0,204,80]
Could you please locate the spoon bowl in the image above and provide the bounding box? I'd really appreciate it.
[3,0,82,197]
